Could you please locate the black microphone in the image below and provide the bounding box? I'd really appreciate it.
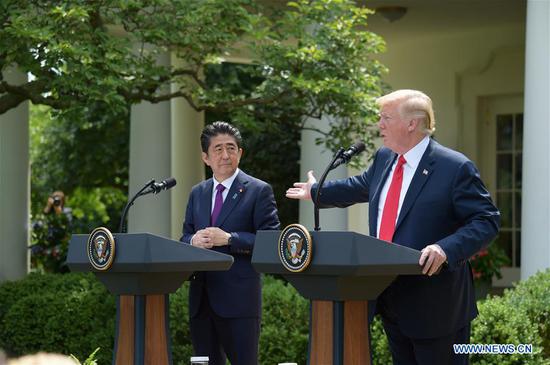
[331,141,366,169]
[151,177,177,194]
[119,177,178,233]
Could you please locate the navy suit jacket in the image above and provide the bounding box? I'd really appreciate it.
[181,170,280,319]
[313,139,500,338]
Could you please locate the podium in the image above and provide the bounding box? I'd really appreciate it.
[67,233,233,365]
[252,230,422,365]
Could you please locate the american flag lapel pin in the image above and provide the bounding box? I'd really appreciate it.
[422,169,429,175]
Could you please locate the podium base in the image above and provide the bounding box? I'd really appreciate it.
[114,295,171,365]
[308,300,371,365]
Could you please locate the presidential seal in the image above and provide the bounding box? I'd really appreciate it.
[278,224,312,272]
[87,227,116,271]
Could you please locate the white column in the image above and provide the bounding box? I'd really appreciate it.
[0,68,29,282]
[128,52,172,236]
[299,117,348,230]
[522,0,550,279]
[170,56,204,240]
[128,53,205,239]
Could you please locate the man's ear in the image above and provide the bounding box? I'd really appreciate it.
[408,118,420,132]
[201,152,210,166]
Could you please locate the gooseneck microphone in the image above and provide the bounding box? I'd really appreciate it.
[313,141,365,231]
[331,141,366,169]
[151,177,177,194]
[119,177,177,233]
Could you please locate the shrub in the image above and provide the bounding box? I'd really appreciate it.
[0,273,115,364]
[169,282,193,363]
[471,268,550,365]
[471,296,546,364]
[68,187,127,234]
[1,270,548,365]
[259,276,309,365]
[371,315,391,365]
[503,270,550,359]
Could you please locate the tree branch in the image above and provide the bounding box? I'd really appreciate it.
[301,126,329,136]
[121,89,201,111]
[0,80,69,113]
[126,89,290,114]
[205,91,290,112]
[170,69,208,90]
[0,92,27,113]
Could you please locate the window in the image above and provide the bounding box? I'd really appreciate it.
[494,113,523,267]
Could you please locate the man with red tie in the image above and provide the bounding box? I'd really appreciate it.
[286,89,500,365]
[181,121,280,365]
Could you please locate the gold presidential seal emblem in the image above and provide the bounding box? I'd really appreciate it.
[278,224,312,272]
[87,227,116,271]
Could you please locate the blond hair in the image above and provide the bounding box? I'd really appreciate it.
[376,89,436,135]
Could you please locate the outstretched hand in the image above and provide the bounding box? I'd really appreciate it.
[285,170,317,200]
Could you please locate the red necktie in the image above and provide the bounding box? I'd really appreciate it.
[379,155,406,242]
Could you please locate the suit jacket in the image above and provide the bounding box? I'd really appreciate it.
[181,170,280,319]
[312,139,500,338]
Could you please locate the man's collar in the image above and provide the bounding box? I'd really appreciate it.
[213,168,240,190]
[403,136,430,169]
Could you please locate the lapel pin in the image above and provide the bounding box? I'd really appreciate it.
[422,169,428,175]
[232,193,238,199]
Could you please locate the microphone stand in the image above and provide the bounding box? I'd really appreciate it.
[118,179,156,233]
[310,148,347,365]
[313,147,344,231]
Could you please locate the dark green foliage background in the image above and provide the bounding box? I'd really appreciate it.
[0,273,116,363]
[1,270,548,364]
[205,62,301,226]
[30,104,129,233]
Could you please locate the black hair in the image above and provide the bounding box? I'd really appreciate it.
[200,121,242,153]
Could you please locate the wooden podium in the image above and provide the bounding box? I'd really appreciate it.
[67,233,233,365]
[252,230,422,365]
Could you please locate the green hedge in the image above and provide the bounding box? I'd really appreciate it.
[1,270,549,364]
[0,273,115,364]
[471,269,550,365]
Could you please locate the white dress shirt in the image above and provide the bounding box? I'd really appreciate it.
[376,136,430,238]
[211,168,240,213]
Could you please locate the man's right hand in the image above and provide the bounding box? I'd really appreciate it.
[191,229,214,249]
[285,170,317,200]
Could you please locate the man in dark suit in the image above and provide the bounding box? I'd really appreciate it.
[286,90,500,365]
[181,121,280,365]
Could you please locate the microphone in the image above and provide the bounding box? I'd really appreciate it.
[151,177,177,194]
[331,141,366,169]
[118,177,177,233]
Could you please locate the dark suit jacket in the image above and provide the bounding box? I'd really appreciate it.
[312,139,500,338]
[181,170,280,319]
